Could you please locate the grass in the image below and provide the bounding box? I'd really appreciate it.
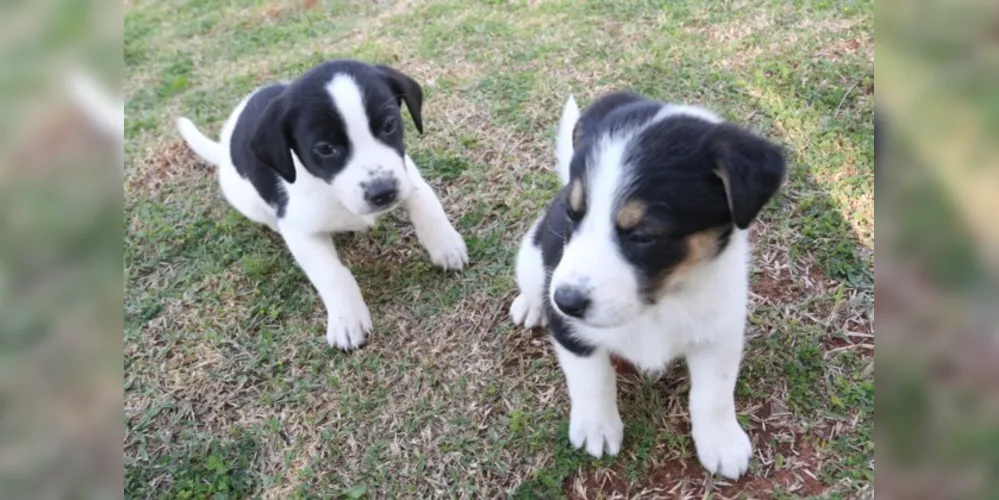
[124,0,874,497]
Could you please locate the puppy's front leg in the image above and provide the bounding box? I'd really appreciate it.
[281,231,372,350]
[555,341,623,457]
[402,155,468,270]
[687,340,753,479]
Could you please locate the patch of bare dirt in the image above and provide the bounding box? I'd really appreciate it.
[127,141,211,196]
[814,33,874,65]
[751,260,828,307]
[610,354,641,377]
[564,429,830,499]
[239,0,320,29]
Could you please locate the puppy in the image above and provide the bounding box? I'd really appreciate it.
[511,92,785,478]
[176,60,468,350]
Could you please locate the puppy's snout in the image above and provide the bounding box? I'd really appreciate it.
[553,285,590,318]
[364,177,398,207]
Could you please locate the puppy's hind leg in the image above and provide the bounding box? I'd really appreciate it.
[510,218,547,329]
[218,162,279,232]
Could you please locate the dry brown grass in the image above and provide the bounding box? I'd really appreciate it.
[125,0,874,497]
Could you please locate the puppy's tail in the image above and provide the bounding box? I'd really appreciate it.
[176,117,223,166]
[555,95,580,186]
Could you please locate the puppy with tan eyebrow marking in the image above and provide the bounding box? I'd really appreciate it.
[176,60,468,350]
[511,92,785,479]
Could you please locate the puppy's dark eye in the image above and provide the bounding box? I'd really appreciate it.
[625,231,657,246]
[380,117,397,136]
[313,141,341,158]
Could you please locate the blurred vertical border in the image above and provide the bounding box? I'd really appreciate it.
[0,0,123,497]
[877,0,999,497]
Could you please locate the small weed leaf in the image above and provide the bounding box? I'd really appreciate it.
[125,431,260,499]
[341,485,368,499]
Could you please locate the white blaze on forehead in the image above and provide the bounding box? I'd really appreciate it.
[322,74,412,215]
[562,133,634,273]
[582,137,630,235]
[552,134,642,326]
[326,75,376,147]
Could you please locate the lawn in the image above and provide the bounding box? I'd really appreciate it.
[123,0,874,497]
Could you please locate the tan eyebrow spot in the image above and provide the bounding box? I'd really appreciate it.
[572,121,583,149]
[668,231,720,281]
[652,228,725,298]
[616,200,647,230]
[569,179,585,213]
[688,230,721,261]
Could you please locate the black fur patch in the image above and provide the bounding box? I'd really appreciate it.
[229,83,290,216]
[531,191,595,356]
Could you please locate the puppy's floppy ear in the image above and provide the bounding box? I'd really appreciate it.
[375,64,424,134]
[708,123,786,229]
[250,95,297,183]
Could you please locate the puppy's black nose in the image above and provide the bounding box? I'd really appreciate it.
[553,286,590,318]
[365,178,397,207]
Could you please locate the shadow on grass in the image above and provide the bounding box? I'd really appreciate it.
[125,430,261,499]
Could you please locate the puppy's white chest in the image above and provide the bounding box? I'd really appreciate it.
[309,198,377,233]
[282,180,378,233]
[575,290,745,373]
[578,312,687,372]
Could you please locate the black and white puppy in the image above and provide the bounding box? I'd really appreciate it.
[176,60,468,350]
[511,93,785,478]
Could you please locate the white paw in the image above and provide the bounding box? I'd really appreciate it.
[693,420,752,479]
[510,294,547,329]
[569,408,624,458]
[421,224,468,270]
[325,300,373,350]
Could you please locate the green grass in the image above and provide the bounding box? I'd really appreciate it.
[125,0,873,497]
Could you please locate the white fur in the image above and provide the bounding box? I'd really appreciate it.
[511,97,753,479]
[556,341,623,457]
[177,116,223,166]
[510,218,547,329]
[325,75,413,216]
[656,103,722,124]
[176,77,467,350]
[555,95,579,185]
[549,134,640,328]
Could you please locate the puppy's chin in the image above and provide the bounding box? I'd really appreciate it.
[349,200,399,217]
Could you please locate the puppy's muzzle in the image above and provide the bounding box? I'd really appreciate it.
[364,177,398,208]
